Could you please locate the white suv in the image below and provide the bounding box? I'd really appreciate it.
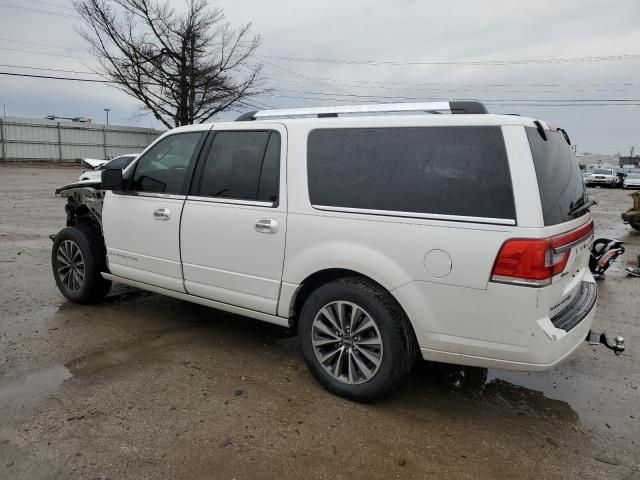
[52,101,596,401]
[585,168,618,188]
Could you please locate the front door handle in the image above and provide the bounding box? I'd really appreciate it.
[153,208,171,221]
[255,219,278,234]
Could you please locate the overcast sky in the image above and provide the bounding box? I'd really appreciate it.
[1,0,639,154]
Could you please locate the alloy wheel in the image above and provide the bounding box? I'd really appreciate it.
[56,240,85,292]
[311,301,383,384]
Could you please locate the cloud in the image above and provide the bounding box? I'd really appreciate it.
[0,0,639,153]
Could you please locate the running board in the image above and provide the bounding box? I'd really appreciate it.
[586,330,625,355]
[101,272,290,328]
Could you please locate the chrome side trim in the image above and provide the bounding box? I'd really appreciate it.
[100,273,290,327]
[187,195,275,208]
[311,205,516,226]
[131,192,187,200]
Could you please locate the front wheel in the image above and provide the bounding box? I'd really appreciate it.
[298,277,417,402]
[51,226,111,304]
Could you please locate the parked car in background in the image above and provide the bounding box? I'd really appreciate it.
[52,101,596,401]
[80,158,109,170]
[79,154,138,182]
[585,168,618,188]
[623,173,640,189]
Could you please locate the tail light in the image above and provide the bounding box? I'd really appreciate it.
[491,221,594,287]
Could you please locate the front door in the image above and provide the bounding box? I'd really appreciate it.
[180,125,287,314]
[102,131,207,292]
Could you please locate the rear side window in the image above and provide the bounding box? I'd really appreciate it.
[197,131,280,203]
[307,126,515,220]
[526,127,586,225]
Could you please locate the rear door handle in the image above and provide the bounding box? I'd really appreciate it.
[255,219,278,234]
[153,208,171,221]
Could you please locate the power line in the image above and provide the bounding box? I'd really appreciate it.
[0,64,96,75]
[260,53,640,67]
[0,46,90,60]
[1,70,638,109]
[0,71,111,83]
[1,71,639,107]
[0,37,87,53]
[258,92,640,107]
[269,87,640,100]
[258,60,356,96]
[23,0,76,11]
[0,3,78,18]
[267,73,640,88]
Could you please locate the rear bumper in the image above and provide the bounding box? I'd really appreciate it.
[393,276,597,371]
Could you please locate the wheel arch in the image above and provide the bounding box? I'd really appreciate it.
[285,268,417,345]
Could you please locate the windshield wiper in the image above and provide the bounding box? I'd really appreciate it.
[568,199,596,218]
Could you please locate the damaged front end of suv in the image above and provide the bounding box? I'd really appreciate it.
[55,180,105,230]
[51,179,112,304]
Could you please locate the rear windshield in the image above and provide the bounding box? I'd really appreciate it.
[593,168,613,175]
[307,126,515,221]
[526,127,586,226]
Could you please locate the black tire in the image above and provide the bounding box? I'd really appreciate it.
[298,277,417,402]
[51,226,111,304]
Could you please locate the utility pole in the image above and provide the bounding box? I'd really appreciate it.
[631,146,635,158]
[104,108,111,125]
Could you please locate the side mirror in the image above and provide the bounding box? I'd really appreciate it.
[101,168,125,191]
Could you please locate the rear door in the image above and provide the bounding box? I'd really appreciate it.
[103,131,206,291]
[180,125,287,314]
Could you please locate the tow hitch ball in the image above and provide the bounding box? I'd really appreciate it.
[587,330,625,355]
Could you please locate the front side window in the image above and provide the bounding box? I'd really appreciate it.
[106,154,136,170]
[197,131,280,203]
[130,132,204,195]
[307,126,515,220]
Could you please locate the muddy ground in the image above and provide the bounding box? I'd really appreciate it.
[0,164,638,479]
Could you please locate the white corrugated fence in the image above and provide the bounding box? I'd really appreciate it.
[0,116,164,162]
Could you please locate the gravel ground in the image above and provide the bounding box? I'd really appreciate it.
[0,164,639,479]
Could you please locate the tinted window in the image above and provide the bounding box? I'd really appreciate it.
[593,169,613,175]
[198,131,280,203]
[106,155,136,170]
[257,133,281,203]
[526,127,586,225]
[131,133,203,194]
[307,127,515,220]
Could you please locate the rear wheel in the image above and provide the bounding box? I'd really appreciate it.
[52,226,111,304]
[298,277,417,402]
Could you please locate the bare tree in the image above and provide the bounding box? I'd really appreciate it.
[74,0,263,127]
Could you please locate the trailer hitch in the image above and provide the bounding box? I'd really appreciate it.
[586,330,625,355]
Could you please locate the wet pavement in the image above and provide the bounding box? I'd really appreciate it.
[0,164,639,479]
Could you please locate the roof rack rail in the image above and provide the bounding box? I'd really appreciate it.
[235,101,487,121]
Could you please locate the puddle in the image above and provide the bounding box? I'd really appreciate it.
[66,328,198,376]
[0,328,201,410]
[0,365,72,409]
[487,368,638,439]
[411,361,638,440]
